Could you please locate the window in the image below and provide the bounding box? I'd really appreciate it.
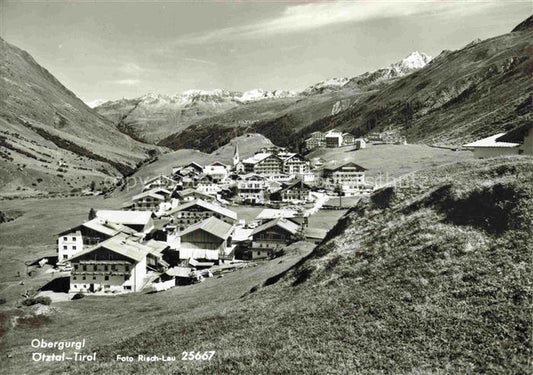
[93,265,97,271]
[63,255,67,259]
[105,276,109,281]
[104,265,109,271]
[93,276,96,280]
[124,275,128,281]
[73,276,77,280]
[71,237,76,241]
[82,265,87,271]
[124,286,132,290]
[125,265,130,272]
[72,246,77,250]
[63,245,67,250]
[74,265,79,270]
[111,265,117,271]
[82,276,86,280]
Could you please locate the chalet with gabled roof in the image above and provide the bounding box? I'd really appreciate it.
[177,217,234,263]
[166,199,238,230]
[69,233,152,294]
[248,218,300,259]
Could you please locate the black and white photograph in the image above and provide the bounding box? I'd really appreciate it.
[0,0,531,374]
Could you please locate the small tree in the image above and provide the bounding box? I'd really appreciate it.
[88,208,96,220]
[89,181,96,191]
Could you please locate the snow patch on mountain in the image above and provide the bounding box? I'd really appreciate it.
[85,98,108,108]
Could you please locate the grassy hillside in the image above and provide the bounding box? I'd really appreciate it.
[2,156,530,374]
[0,38,158,196]
[302,25,532,146]
[309,143,472,181]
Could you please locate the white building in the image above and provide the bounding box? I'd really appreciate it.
[322,162,373,196]
[237,173,268,204]
[57,218,138,261]
[69,233,150,294]
[203,161,229,182]
[463,131,526,159]
[325,131,344,148]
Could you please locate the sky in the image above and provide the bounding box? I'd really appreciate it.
[0,0,530,104]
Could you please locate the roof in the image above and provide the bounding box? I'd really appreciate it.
[168,199,237,220]
[165,266,192,278]
[238,173,266,181]
[496,123,532,144]
[232,227,254,242]
[178,216,233,239]
[464,133,521,148]
[251,218,300,236]
[305,228,328,240]
[175,188,214,200]
[96,210,153,226]
[70,233,150,263]
[282,180,312,191]
[144,175,174,185]
[132,188,170,201]
[325,131,343,138]
[58,218,137,237]
[256,208,298,220]
[207,161,228,167]
[144,239,169,256]
[242,152,275,165]
[323,161,367,172]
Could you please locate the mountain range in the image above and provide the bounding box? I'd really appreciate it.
[158,20,531,151]
[95,51,432,144]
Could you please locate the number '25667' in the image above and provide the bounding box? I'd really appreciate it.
[181,351,215,361]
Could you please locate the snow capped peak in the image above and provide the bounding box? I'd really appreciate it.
[391,51,432,73]
[237,88,296,103]
[85,98,107,108]
[181,88,232,98]
[301,77,350,95]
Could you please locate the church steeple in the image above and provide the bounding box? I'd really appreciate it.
[233,144,240,166]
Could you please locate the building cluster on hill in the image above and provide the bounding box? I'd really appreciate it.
[55,143,375,296]
[304,129,366,152]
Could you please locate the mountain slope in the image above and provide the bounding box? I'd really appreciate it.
[0,37,157,196]
[44,155,532,374]
[301,23,532,145]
